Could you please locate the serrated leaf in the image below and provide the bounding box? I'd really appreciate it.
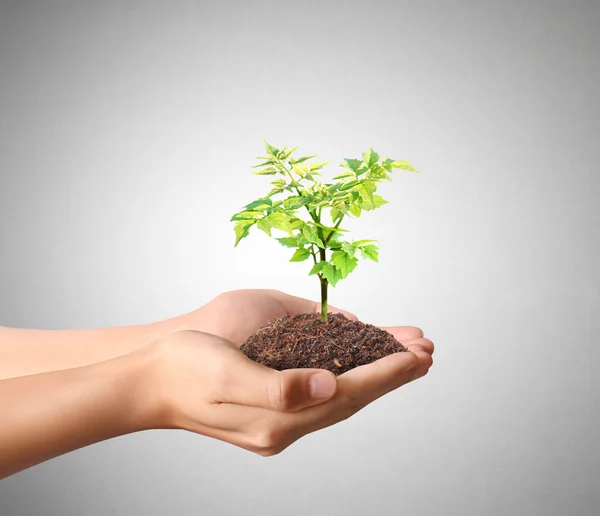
[331,250,358,279]
[290,218,305,230]
[276,237,299,248]
[230,210,263,221]
[349,204,362,217]
[342,158,363,172]
[363,148,380,168]
[252,160,276,168]
[302,226,324,248]
[253,167,279,175]
[245,198,272,210]
[354,239,378,247]
[340,179,359,191]
[278,146,298,160]
[234,220,255,246]
[341,242,357,256]
[333,171,356,180]
[292,163,309,176]
[361,194,388,211]
[309,261,327,276]
[264,141,280,157]
[290,248,311,262]
[267,212,294,236]
[368,164,391,180]
[283,196,309,209]
[389,159,417,172]
[257,217,272,236]
[360,244,379,262]
[310,161,329,172]
[289,155,317,165]
[321,262,340,286]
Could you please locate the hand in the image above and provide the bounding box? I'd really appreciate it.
[183,289,423,348]
[143,327,433,456]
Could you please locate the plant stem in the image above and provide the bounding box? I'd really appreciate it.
[324,215,345,244]
[320,277,328,322]
[278,157,329,321]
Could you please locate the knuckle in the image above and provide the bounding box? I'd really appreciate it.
[266,375,292,411]
[252,429,283,454]
[340,393,364,420]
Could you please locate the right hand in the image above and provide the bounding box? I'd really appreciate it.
[141,328,433,456]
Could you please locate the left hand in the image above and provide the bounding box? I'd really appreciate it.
[181,289,433,358]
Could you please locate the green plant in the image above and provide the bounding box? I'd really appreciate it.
[231,142,417,322]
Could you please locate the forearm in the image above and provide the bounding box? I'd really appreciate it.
[0,314,190,379]
[0,347,156,479]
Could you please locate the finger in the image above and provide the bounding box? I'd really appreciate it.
[409,349,434,379]
[271,290,358,321]
[379,326,424,342]
[402,337,434,356]
[216,352,338,412]
[296,352,420,434]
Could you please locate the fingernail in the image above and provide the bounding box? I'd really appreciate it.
[310,373,337,399]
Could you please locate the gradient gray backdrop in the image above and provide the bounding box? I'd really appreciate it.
[1,1,598,515]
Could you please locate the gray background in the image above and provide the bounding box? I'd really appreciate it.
[0,0,598,515]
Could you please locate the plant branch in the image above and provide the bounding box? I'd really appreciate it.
[324,215,345,244]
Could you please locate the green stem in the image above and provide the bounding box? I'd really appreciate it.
[310,244,317,265]
[324,215,345,244]
[320,277,328,322]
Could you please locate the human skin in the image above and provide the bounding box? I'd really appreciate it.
[0,290,434,479]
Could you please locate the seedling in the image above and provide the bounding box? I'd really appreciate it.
[231,142,417,322]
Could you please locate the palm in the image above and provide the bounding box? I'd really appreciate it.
[189,290,296,347]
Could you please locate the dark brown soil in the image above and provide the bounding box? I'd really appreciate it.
[240,312,408,375]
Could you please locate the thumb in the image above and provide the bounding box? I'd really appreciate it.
[223,356,338,412]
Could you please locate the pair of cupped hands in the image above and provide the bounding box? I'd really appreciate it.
[146,289,433,456]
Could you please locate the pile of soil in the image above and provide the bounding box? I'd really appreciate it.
[240,312,408,375]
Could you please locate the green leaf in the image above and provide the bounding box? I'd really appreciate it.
[252,160,276,168]
[234,220,255,246]
[245,198,272,210]
[278,146,298,160]
[289,155,316,165]
[331,250,358,279]
[283,196,310,209]
[354,239,378,246]
[267,212,294,236]
[361,194,388,211]
[389,159,417,172]
[309,261,327,276]
[355,181,376,205]
[290,248,311,262]
[341,242,357,256]
[230,211,263,221]
[340,179,359,191]
[276,237,299,248]
[310,161,329,172]
[264,141,280,158]
[349,204,362,217]
[360,244,379,262]
[292,163,309,176]
[253,167,279,175]
[342,158,363,172]
[368,164,391,180]
[257,217,272,236]
[321,262,340,286]
[333,172,356,180]
[302,226,324,248]
[362,148,380,168]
